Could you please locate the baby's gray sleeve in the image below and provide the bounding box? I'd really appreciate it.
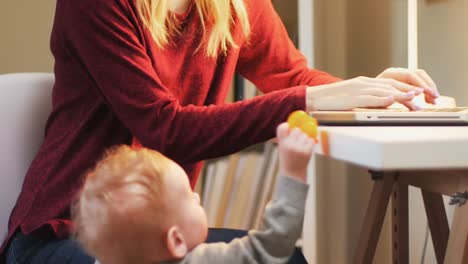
[176,175,309,264]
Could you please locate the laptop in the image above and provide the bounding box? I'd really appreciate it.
[309,107,468,126]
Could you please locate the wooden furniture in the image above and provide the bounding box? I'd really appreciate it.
[314,126,468,264]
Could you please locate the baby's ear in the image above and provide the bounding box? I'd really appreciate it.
[166,226,188,259]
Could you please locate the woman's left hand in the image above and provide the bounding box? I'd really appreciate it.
[377,68,439,106]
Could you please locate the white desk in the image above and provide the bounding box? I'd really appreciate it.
[314,126,468,170]
[307,126,468,264]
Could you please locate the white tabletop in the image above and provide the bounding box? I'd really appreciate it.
[314,126,468,170]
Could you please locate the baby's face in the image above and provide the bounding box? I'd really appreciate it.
[163,162,208,250]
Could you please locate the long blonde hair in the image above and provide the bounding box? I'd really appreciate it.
[136,0,250,57]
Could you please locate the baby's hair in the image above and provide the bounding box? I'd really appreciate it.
[72,145,173,263]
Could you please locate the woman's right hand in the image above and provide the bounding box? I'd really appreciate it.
[305,76,425,111]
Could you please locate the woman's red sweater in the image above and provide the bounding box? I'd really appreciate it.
[1,0,339,255]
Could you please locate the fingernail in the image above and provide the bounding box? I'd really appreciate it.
[424,87,439,97]
[406,91,415,97]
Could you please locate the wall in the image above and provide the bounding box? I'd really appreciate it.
[313,0,347,77]
[0,2,55,73]
[272,0,298,45]
[419,0,468,105]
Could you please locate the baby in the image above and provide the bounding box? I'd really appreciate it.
[73,122,315,264]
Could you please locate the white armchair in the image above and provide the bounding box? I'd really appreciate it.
[0,73,54,243]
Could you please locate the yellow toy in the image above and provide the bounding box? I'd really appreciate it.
[287,110,318,140]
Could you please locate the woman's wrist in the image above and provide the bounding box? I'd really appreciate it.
[305,86,315,112]
[305,85,327,112]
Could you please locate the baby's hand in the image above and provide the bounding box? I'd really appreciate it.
[276,123,315,182]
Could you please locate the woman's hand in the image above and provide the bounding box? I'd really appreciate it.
[306,68,439,111]
[377,68,439,104]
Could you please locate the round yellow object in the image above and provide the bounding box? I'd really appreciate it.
[287,110,318,139]
[300,121,317,139]
[287,110,310,129]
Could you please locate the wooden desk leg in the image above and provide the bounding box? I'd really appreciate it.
[444,204,468,264]
[353,174,395,264]
[422,190,449,264]
[392,183,408,264]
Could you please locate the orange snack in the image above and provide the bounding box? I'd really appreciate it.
[287,110,318,140]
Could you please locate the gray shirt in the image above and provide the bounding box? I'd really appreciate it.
[163,175,309,264]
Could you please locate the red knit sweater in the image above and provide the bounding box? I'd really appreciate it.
[1,0,339,255]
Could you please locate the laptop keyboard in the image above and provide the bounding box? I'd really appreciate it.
[418,107,468,112]
[355,107,468,112]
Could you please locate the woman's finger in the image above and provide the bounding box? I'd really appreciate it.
[416,69,438,91]
[416,69,439,104]
[404,71,430,88]
[400,71,438,103]
[362,86,420,110]
[358,87,416,102]
[367,77,423,94]
[399,99,421,111]
[408,72,437,103]
[376,68,434,95]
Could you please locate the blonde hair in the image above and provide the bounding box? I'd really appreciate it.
[136,0,250,57]
[73,145,173,264]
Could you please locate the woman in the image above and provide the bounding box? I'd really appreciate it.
[2,0,438,263]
